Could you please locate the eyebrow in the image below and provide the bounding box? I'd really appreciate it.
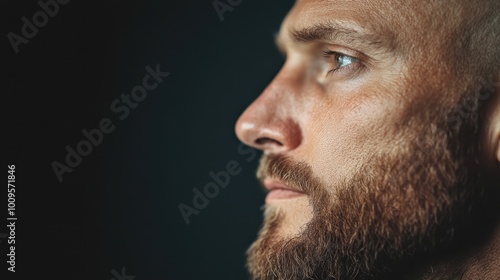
[277,21,396,55]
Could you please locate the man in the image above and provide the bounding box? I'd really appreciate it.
[235,0,499,279]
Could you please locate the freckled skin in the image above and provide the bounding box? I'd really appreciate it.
[236,0,499,278]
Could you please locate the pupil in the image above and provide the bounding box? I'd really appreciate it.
[337,55,348,68]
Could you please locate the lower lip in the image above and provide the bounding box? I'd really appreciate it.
[266,189,305,202]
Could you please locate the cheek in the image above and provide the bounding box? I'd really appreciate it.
[300,89,402,190]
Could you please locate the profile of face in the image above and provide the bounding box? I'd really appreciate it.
[235,0,500,279]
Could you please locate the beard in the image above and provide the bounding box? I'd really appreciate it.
[246,99,489,279]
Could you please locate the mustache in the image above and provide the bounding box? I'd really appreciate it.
[256,154,321,194]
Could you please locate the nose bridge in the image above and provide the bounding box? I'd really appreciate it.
[260,59,308,117]
[235,63,304,153]
[262,67,302,115]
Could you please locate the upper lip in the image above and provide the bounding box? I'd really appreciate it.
[263,179,304,193]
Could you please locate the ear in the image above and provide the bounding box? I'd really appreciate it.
[494,112,500,163]
[495,117,500,163]
[492,74,500,163]
[482,72,500,167]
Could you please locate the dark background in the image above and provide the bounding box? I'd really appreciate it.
[4,1,293,279]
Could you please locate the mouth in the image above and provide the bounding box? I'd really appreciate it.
[263,179,306,203]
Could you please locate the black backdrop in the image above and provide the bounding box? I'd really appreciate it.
[4,1,293,279]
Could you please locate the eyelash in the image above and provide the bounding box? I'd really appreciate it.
[322,49,362,77]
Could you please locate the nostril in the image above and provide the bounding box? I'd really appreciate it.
[255,137,283,147]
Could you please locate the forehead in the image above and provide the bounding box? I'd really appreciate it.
[283,0,405,34]
[279,0,460,53]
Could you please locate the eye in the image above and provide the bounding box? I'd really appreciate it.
[322,49,361,76]
[335,54,357,69]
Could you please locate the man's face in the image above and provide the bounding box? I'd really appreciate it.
[236,0,498,279]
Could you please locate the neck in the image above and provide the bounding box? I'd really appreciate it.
[415,222,500,279]
[454,223,500,279]
[405,195,500,280]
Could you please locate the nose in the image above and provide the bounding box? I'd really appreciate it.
[235,67,303,154]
